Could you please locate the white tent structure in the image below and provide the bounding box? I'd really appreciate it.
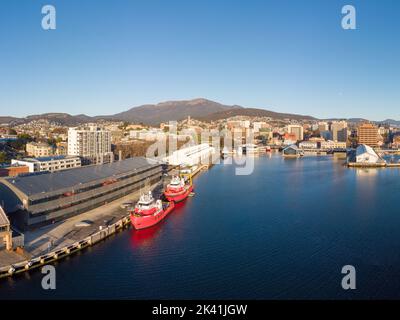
[355,144,381,163]
[163,143,215,166]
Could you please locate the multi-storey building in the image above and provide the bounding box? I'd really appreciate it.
[68,125,112,164]
[0,157,162,230]
[318,122,329,132]
[11,155,81,173]
[331,121,348,142]
[26,142,54,157]
[358,123,378,147]
[287,125,304,141]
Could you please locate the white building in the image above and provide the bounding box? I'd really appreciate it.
[299,141,318,149]
[355,144,381,163]
[321,140,347,149]
[163,143,216,166]
[68,125,112,164]
[11,155,81,173]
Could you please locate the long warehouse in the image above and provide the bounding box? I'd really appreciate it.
[0,157,162,230]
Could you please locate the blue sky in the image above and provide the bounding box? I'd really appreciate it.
[0,0,399,120]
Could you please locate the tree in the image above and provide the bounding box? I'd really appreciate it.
[0,151,7,164]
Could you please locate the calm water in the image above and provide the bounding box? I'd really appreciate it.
[2,153,400,299]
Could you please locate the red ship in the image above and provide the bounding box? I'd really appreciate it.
[129,191,175,230]
[164,176,193,203]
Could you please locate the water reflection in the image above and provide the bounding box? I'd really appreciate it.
[130,224,163,249]
[129,201,188,249]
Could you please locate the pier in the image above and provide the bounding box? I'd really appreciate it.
[347,162,400,168]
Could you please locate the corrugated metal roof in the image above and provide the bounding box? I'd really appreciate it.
[3,157,160,197]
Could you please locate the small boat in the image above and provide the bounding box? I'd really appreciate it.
[164,176,193,203]
[129,191,175,230]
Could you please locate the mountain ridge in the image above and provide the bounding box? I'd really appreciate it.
[1,98,398,126]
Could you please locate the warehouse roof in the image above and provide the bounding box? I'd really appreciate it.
[0,206,10,227]
[2,157,160,197]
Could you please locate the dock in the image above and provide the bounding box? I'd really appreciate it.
[347,162,400,168]
[0,164,209,279]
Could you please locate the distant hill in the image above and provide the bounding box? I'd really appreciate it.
[0,116,22,125]
[25,113,94,126]
[378,119,400,126]
[197,107,316,122]
[0,113,94,126]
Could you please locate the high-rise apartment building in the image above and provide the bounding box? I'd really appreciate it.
[331,121,348,142]
[358,123,378,147]
[68,125,112,164]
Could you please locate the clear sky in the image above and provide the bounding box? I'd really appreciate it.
[0,0,399,120]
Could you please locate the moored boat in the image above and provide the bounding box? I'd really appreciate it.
[129,191,175,230]
[164,176,193,203]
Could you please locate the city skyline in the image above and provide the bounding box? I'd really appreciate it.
[1,0,400,119]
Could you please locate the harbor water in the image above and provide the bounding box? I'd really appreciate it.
[2,153,400,299]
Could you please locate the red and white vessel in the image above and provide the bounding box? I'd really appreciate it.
[129,191,174,230]
[164,176,193,203]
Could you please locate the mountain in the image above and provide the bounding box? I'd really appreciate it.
[0,113,93,126]
[0,116,22,125]
[103,98,316,124]
[378,119,400,127]
[25,113,94,126]
[103,98,241,124]
[8,98,395,126]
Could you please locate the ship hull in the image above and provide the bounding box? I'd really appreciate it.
[164,185,193,203]
[130,202,175,230]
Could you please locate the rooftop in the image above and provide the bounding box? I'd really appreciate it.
[2,157,160,197]
[16,155,79,163]
[0,206,10,227]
